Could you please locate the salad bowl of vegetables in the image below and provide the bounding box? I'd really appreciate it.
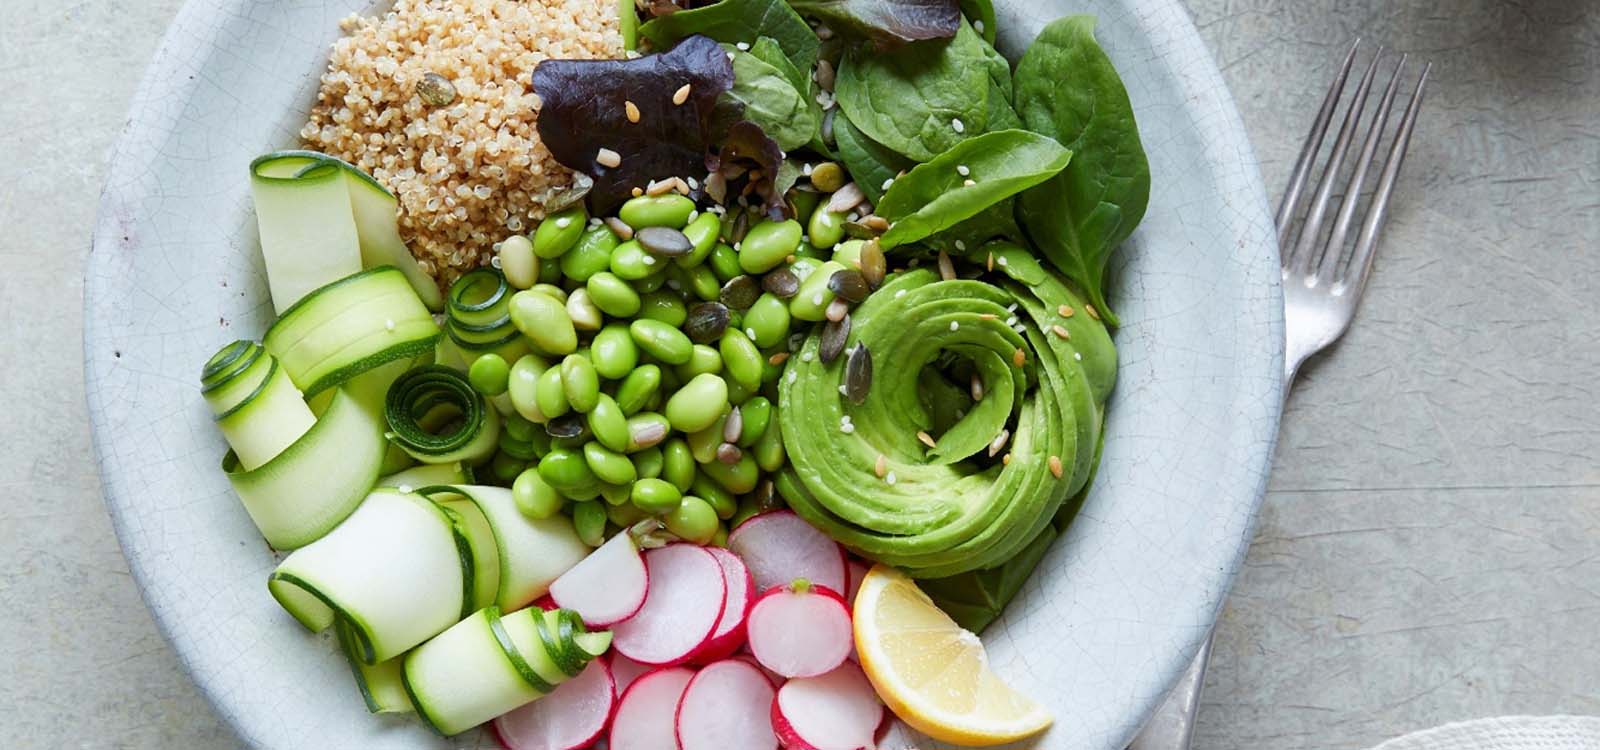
[86,0,1283,748]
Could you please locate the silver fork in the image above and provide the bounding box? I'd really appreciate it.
[1128,40,1431,750]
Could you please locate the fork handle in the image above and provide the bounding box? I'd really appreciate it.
[1126,632,1213,750]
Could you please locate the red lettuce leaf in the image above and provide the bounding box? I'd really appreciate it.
[714,120,789,220]
[787,0,960,47]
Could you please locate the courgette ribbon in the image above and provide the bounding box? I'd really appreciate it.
[385,365,501,463]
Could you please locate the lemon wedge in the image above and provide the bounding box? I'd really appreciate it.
[852,564,1052,746]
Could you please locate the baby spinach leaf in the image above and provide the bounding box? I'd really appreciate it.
[640,0,820,75]
[959,0,996,43]
[976,34,1022,132]
[724,43,819,151]
[876,129,1071,249]
[785,0,960,47]
[1014,15,1150,326]
[833,114,912,204]
[833,19,991,162]
[922,197,1022,254]
[532,35,734,215]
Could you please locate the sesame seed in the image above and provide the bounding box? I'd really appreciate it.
[979,313,997,320]
[1052,325,1071,339]
[1002,453,1012,465]
[952,118,965,133]
[970,373,984,401]
[881,178,895,191]
[642,255,657,265]
[1085,304,1101,320]
[975,20,986,33]
[997,257,1009,267]
[554,216,572,228]
[624,100,641,123]
[1058,304,1074,317]
[962,179,976,187]
[949,321,960,332]
[841,422,856,434]
[839,384,849,396]
[596,147,622,168]
[986,252,994,271]
[895,290,907,298]
[801,351,815,362]
[812,292,824,305]
[746,328,756,340]
[1074,351,1083,361]
[769,352,790,366]
[954,240,966,251]
[666,279,682,290]
[384,318,396,331]
[1006,316,1018,326]
[885,471,897,485]
[874,454,887,478]
[1048,455,1064,478]
[631,187,644,198]
[397,484,413,494]
[736,41,751,51]
[957,165,971,176]
[1013,348,1026,367]
[916,431,937,448]
[672,84,692,105]
[987,429,1009,457]
[938,250,955,280]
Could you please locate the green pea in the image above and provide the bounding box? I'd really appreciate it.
[513,468,565,519]
[510,290,578,355]
[560,354,600,413]
[686,264,721,302]
[565,288,604,332]
[718,330,763,392]
[638,290,688,327]
[788,187,821,222]
[608,502,647,528]
[666,373,729,433]
[529,283,569,304]
[599,481,633,506]
[610,240,661,281]
[832,239,866,267]
[789,260,845,322]
[619,194,696,229]
[490,450,525,483]
[633,445,664,478]
[687,411,728,464]
[560,225,619,281]
[499,235,539,289]
[632,270,668,294]
[737,397,772,447]
[701,453,759,495]
[808,204,847,249]
[538,448,595,493]
[676,211,722,268]
[676,344,723,380]
[535,366,570,420]
[587,394,630,452]
[625,411,672,452]
[665,496,719,544]
[583,441,637,485]
[739,294,790,349]
[709,242,744,282]
[691,473,739,519]
[631,477,683,515]
[504,412,536,442]
[507,354,550,423]
[532,206,587,258]
[662,438,696,493]
[629,319,694,365]
[572,501,607,547]
[585,272,641,317]
[753,419,785,472]
[468,353,511,396]
[615,365,662,415]
[739,219,803,274]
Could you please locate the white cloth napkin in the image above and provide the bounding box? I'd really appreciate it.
[1368,716,1600,750]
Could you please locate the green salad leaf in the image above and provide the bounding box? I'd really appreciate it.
[1014,15,1150,325]
[876,129,1070,249]
[959,0,997,43]
[723,41,819,151]
[833,114,912,204]
[785,0,961,47]
[978,34,1023,131]
[833,19,991,162]
[640,0,820,75]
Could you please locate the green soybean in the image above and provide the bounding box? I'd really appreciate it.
[500,435,539,461]
[538,257,563,284]
[583,441,637,485]
[753,420,785,472]
[586,272,642,317]
[742,294,791,348]
[789,260,845,322]
[666,496,719,544]
[625,411,672,452]
[666,374,729,433]
[638,290,688,327]
[590,324,639,380]
[676,344,723,379]
[739,219,803,274]
[686,264,722,302]
[737,396,772,447]
[560,354,600,413]
[587,395,630,452]
[719,330,763,392]
[687,412,728,464]
[630,319,694,365]
[499,235,539,289]
[725,377,755,406]
[608,502,647,528]
[831,239,866,267]
[808,204,847,249]
[709,243,743,282]
[609,240,660,281]
[676,211,722,268]
[530,283,569,303]
[511,290,578,355]
[572,501,607,547]
[532,206,587,258]
[538,448,596,492]
[535,366,570,419]
[632,270,668,293]
[509,356,550,423]
[560,225,619,281]
[788,187,821,221]
[490,451,525,483]
[793,240,828,261]
[599,482,633,506]
[513,468,565,519]
[615,365,662,415]
[631,477,683,515]
[565,288,604,332]
[789,257,823,283]
[619,194,696,229]
[702,454,759,495]
[662,438,696,492]
[691,474,739,519]
[633,445,664,478]
[468,353,511,396]
[503,412,536,442]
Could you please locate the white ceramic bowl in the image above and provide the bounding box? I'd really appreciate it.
[86,1,1283,748]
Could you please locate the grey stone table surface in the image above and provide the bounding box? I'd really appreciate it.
[1,0,1594,748]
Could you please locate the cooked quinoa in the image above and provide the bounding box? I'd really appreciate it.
[300,0,622,287]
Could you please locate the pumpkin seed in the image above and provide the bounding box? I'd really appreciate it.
[762,268,800,298]
[684,302,731,344]
[636,226,694,257]
[719,275,761,310]
[845,343,872,405]
[819,315,851,365]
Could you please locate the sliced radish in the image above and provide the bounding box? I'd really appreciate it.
[611,544,726,666]
[609,667,695,750]
[493,657,615,750]
[550,533,649,627]
[844,559,868,609]
[533,594,558,611]
[746,581,852,679]
[675,659,779,750]
[692,547,755,662]
[727,511,848,593]
[771,662,883,750]
[609,653,654,697]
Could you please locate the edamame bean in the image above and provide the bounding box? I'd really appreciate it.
[789,260,845,322]
[599,481,633,506]
[687,264,721,302]
[687,412,727,464]
[737,396,772,447]
[676,344,723,380]
[559,225,619,281]
[666,373,729,433]
[808,204,847,249]
[572,501,607,547]
[625,411,672,452]
[590,324,639,380]
[583,441,637,485]
[629,319,694,365]
[615,365,662,415]
[561,354,600,413]
[565,288,604,331]
[532,206,587,259]
[691,474,739,519]
[529,283,568,304]
[535,366,570,419]
[725,378,755,406]
[586,272,642,317]
[676,211,722,268]
[608,502,647,528]
[538,257,563,284]
[742,293,791,348]
[511,290,578,355]
[719,330,763,392]
[738,219,803,274]
[788,187,822,221]
[632,270,668,294]
[630,477,682,515]
[504,412,536,442]
[638,290,688,327]
[513,468,565,519]
[709,242,743,282]
[665,496,719,544]
[662,438,696,492]
[701,453,759,495]
[500,435,538,461]
[491,451,525,483]
[507,354,550,423]
[633,445,664,478]
[469,353,511,396]
[711,526,728,548]
[609,240,660,281]
[587,394,630,452]
[619,194,696,229]
[538,448,596,493]
[753,419,785,472]
[832,239,866,267]
[498,235,540,289]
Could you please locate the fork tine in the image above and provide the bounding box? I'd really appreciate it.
[1276,39,1361,253]
[1342,62,1431,295]
[1317,54,1407,281]
[1289,48,1385,278]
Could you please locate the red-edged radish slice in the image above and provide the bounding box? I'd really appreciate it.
[746,581,852,678]
[675,659,779,750]
[611,544,726,666]
[532,594,558,611]
[609,667,695,750]
[692,547,755,662]
[609,653,653,697]
[550,533,649,627]
[844,559,868,609]
[493,657,616,750]
[736,652,786,687]
[771,661,883,750]
[728,511,848,593]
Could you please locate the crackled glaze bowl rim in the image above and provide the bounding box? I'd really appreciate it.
[85,1,1283,748]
